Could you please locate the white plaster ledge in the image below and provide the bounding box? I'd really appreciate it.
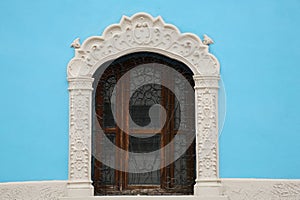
[0,180,67,200]
[222,178,300,200]
[60,196,228,200]
[1,179,300,200]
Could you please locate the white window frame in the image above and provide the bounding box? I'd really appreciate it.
[65,12,225,199]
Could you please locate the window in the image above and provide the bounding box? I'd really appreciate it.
[92,52,196,195]
[67,13,222,198]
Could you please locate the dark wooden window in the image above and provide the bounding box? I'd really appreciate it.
[92,52,195,195]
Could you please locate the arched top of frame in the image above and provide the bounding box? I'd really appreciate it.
[67,12,220,79]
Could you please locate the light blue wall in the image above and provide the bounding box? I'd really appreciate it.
[0,0,300,182]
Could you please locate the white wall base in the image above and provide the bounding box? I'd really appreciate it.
[0,180,67,200]
[1,179,300,200]
[222,178,300,200]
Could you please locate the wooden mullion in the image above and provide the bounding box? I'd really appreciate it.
[122,66,130,190]
[160,76,167,189]
[115,68,122,191]
[130,129,161,134]
[126,185,160,189]
[103,127,116,133]
[165,71,176,189]
[169,87,175,188]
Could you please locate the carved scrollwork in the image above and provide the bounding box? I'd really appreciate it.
[196,88,218,179]
[67,13,220,79]
[69,87,92,180]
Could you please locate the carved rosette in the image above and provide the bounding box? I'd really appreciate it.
[194,76,219,180]
[68,78,93,181]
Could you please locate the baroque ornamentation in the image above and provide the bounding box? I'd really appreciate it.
[196,88,218,179]
[194,75,219,89]
[66,12,221,197]
[68,78,93,182]
[67,12,220,78]
[69,89,91,180]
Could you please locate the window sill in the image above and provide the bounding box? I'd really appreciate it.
[60,196,228,200]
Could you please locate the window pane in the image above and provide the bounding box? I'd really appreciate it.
[174,134,195,188]
[100,134,116,185]
[103,103,115,128]
[129,83,162,129]
[130,105,161,128]
[102,76,116,128]
[128,134,161,185]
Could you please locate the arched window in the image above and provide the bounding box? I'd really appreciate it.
[92,52,196,195]
[67,13,222,198]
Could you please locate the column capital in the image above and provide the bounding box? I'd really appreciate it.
[68,78,94,91]
[193,75,219,89]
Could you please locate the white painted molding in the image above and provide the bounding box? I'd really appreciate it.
[0,179,300,200]
[66,12,222,198]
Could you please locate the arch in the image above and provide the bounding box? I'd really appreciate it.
[67,12,219,78]
[66,12,225,199]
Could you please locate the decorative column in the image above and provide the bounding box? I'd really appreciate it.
[67,78,94,197]
[193,75,224,198]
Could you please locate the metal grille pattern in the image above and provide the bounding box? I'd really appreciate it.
[92,52,195,195]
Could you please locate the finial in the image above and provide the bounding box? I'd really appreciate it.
[203,34,214,46]
[70,38,81,49]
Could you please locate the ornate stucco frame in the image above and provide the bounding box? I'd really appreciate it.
[66,12,226,199]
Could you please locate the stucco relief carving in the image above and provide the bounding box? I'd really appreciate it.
[66,12,221,197]
[69,91,90,180]
[67,12,220,78]
[68,79,93,181]
[194,76,219,89]
[196,88,218,179]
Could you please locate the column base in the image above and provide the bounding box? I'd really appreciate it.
[66,181,94,197]
[194,179,227,199]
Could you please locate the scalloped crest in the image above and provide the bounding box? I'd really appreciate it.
[68,12,220,78]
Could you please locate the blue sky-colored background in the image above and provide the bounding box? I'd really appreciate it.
[0,0,300,182]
